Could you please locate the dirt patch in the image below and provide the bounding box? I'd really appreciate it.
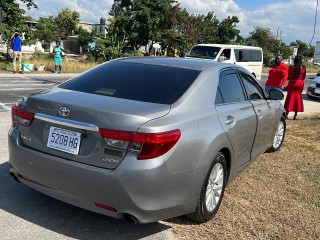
[166,115,320,239]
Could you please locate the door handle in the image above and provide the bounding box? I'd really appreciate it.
[225,116,235,125]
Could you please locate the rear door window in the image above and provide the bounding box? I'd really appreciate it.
[60,61,200,104]
[239,72,265,100]
[216,69,246,104]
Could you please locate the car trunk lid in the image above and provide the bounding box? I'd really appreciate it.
[15,87,170,169]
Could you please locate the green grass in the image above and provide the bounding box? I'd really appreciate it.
[0,57,97,73]
[166,114,320,240]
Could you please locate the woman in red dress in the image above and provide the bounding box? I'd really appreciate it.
[284,56,306,120]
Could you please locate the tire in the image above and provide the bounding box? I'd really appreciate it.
[267,116,286,152]
[187,152,227,223]
[307,94,315,100]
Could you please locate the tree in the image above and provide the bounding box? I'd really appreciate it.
[89,37,123,62]
[216,16,240,44]
[274,41,292,60]
[247,27,276,51]
[34,16,60,42]
[291,40,315,58]
[234,35,246,45]
[173,10,220,45]
[195,12,220,44]
[34,9,81,42]
[307,45,315,58]
[77,27,98,52]
[109,0,176,52]
[161,7,191,55]
[295,40,308,56]
[55,8,80,36]
[0,0,38,43]
[247,27,278,66]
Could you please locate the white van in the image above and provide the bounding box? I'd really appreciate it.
[186,44,263,80]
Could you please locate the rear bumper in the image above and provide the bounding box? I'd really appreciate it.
[8,127,205,223]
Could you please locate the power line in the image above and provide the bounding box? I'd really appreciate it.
[309,0,319,46]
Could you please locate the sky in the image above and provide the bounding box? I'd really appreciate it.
[22,0,320,45]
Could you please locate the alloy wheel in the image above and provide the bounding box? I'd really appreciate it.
[205,163,224,212]
[273,120,285,149]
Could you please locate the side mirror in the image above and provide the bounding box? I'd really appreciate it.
[268,89,284,100]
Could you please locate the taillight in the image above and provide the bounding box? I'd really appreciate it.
[99,129,181,160]
[11,105,35,126]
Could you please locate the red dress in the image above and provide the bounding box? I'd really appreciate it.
[284,66,306,112]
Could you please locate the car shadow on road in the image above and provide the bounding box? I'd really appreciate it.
[0,161,171,240]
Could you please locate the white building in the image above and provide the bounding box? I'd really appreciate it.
[78,17,107,38]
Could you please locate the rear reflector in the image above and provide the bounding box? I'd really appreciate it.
[11,105,35,126]
[99,129,181,160]
[94,202,117,212]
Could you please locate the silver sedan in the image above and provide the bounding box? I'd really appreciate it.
[8,57,286,223]
[307,76,320,100]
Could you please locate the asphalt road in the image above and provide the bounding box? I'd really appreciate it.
[0,73,175,239]
[0,74,73,110]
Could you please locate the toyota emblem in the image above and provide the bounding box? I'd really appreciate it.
[59,106,70,117]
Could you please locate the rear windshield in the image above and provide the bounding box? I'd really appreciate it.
[59,61,200,104]
[186,46,221,59]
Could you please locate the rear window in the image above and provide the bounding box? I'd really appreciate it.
[59,61,200,104]
[187,46,221,59]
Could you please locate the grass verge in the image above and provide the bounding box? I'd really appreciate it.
[165,114,320,239]
[0,53,97,73]
[25,58,97,73]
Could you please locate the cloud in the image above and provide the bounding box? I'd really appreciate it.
[241,1,318,44]
[24,0,111,23]
[178,0,244,19]
[179,0,319,44]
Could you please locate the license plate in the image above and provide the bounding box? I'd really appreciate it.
[47,126,81,155]
[315,88,320,94]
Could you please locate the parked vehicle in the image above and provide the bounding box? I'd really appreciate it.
[307,76,320,100]
[8,57,285,224]
[186,44,263,80]
[314,41,320,65]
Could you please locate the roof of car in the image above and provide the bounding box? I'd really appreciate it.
[194,44,262,50]
[113,57,233,71]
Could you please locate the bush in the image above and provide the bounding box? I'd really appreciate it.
[263,54,273,67]
[0,61,12,71]
[32,51,52,60]
[124,51,144,57]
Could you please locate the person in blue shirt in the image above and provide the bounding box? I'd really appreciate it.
[53,41,66,74]
[11,31,23,74]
